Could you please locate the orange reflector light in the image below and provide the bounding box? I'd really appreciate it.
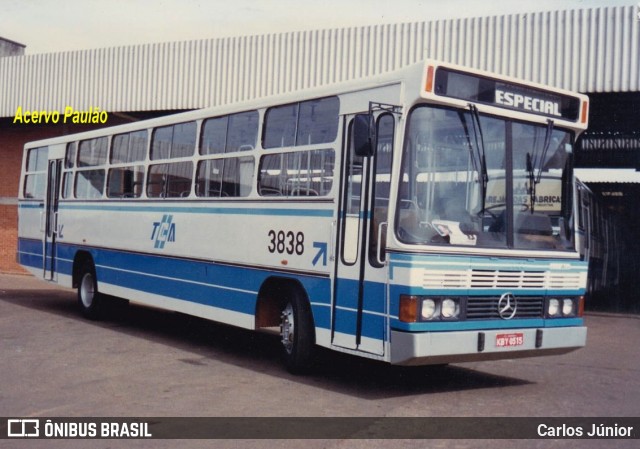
[578,296,585,317]
[580,101,589,124]
[399,295,419,323]
[424,65,435,93]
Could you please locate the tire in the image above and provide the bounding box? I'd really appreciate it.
[77,263,103,320]
[279,292,315,374]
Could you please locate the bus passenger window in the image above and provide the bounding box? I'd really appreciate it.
[196,156,254,198]
[75,169,105,199]
[258,149,334,197]
[201,117,227,155]
[263,97,339,149]
[112,130,147,164]
[171,123,197,158]
[296,97,339,145]
[263,104,298,149]
[151,122,196,160]
[65,142,76,168]
[201,111,259,155]
[23,146,48,199]
[61,172,73,199]
[147,162,193,198]
[151,126,173,160]
[226,111,258,152]
[78,137,108,167]
[23,174,46,199]
[107,166,144,198]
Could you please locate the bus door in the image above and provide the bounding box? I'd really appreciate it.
[332,113,396,355]
[43,146,65,281]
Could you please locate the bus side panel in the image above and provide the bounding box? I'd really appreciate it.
[17,202,45,277]
[55,242,333,338]
[332,277,387,343]
[16,237,43,278]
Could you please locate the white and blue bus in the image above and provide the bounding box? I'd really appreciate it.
[18,60,590,372]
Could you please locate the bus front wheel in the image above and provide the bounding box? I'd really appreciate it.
[279,294,314,374]
[77,264,103,320]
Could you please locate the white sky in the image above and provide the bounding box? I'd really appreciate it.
[1,0,636,54]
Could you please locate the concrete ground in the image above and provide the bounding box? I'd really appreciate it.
[1,273,638,449]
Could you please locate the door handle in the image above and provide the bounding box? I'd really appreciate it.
[329,220,336,262]
[53,211,59,235]
[376,221,388,266]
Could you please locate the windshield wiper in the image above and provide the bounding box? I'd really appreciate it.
[468,104,489,214]
[526,119,554,213]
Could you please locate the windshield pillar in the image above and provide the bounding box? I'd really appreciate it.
[505,122,514,248]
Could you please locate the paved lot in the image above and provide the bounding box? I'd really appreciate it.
[0,273,638,449]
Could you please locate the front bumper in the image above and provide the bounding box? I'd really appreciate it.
[390,326,587,366]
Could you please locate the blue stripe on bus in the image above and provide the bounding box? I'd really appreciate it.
[56,203,334,218]
[18,202,44,209]
[18,239,43,270]
[389,252,588,272]
[391,317,583,332]
[333,277,386,341]
[18,239,584,341]
[18,238,335,333]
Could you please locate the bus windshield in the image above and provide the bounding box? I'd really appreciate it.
[396,104,575,251]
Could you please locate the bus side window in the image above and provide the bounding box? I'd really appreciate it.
[75,169,106,199]
[147,162,194,198]
[263,97,339,149]
[258,150,334,197]
[107,166,144,198]
[202,111,259,155]
[226,111,258,153]
[112,130,147,164]
[23,146,48,199]
[296,97,340,146]
[151,122,196,160]
[74,137,108,199]
[78,137,108,167]
[196,156,255,198]
[263,104,298,149]
[61,142,77,199]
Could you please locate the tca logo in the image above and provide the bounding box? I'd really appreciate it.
[151,214,176,249]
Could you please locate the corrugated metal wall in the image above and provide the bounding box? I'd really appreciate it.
[0,5,638,117]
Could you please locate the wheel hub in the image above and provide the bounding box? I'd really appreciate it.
[80,273,95,308]
[280,303,295,354]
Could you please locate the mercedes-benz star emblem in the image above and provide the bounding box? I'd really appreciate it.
[498,292,518,320]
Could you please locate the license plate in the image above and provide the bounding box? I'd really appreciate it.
[495,332,524,348]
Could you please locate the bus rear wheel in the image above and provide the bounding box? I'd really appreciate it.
[279,294,314,374]
[77,264,103,320]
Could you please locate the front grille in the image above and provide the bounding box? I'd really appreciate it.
[470,269,546,289]
[421,269,585,290]
[466,296,544,320]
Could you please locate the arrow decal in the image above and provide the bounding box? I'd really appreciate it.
[312,242,328,266]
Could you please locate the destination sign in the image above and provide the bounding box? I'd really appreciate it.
[433,68,581,121]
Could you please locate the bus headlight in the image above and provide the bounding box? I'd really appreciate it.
[562,298,575,316]
[399,295,462,322]
[441,298,459,319]
[421,299,437,320]
[546,297,580,318]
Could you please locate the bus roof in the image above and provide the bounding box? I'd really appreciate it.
[23,59,588,150]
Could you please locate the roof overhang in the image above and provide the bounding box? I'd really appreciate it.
[575,168,640,184]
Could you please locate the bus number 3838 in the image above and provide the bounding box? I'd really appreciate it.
[267,230,305,255]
